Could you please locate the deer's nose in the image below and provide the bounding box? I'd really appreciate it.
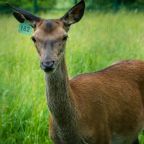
[40,61,55,72]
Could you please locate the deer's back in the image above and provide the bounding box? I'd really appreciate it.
[70,60,144,143]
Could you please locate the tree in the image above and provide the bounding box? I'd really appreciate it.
[73,0,78,4]
[113,0,122,10]
[33,0,38,13]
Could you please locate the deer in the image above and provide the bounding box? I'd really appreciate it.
[10,0,144,144]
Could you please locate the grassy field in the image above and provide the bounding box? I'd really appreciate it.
[1,10,144,144]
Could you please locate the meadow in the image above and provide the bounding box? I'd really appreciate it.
[1,10,144,144]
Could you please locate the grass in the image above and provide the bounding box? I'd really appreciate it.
[1,10,144,143]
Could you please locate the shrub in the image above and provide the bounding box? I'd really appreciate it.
[0,0,57,13]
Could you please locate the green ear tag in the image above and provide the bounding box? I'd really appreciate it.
[18,21,33,35]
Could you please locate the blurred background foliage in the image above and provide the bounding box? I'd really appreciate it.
[1,0,144,13]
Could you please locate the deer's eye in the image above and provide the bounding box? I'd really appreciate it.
[62,35,68,41]
[31,37,36,43]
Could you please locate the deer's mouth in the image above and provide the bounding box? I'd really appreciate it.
[42,67,55,73]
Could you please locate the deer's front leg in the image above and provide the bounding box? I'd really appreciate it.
[94,126,111,144]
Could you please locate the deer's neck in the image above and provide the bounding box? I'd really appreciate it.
[45,57,81,142]
[45,57,86,143]
[46,58,74,122]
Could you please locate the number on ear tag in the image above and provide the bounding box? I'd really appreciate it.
[18,21,33,35]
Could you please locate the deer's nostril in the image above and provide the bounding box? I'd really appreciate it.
[40,61,55,72]
[45,61,54,68]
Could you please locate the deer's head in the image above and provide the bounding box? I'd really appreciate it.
[11,0,85,73]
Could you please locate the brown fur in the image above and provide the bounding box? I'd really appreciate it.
[70,60,144,143]
[49,60,144,144]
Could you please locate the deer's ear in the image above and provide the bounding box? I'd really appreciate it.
[10,5,41,28]
[61,0,85,26]
[13,12,25,23]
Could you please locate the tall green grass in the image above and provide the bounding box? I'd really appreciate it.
[1,11,144,144]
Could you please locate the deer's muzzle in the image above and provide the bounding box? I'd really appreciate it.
[40,61,55,73]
